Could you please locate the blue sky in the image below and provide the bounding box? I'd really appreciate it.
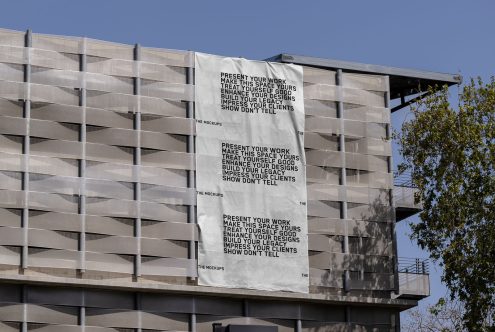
[1,0,493,321]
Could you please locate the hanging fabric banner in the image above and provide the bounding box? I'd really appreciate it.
[195,52,308,293]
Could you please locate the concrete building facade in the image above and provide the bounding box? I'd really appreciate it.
[0,28,459,331]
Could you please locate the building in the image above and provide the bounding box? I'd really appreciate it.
[0,28,460,332]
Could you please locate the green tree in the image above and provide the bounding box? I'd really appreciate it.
[397,78,495,331]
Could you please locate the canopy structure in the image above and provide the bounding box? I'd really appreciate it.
[268,53,462,112]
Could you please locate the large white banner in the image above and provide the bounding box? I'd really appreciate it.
[195,53,308,293]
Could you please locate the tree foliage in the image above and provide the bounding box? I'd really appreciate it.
[398,78,495,331]
[403,297,465,332]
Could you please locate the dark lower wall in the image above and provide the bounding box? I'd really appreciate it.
[0,283,398,332]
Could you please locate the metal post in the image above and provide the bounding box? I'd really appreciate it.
[336,69,350,292]
[186,53,197,280]
[134,44,142,278]
[295,319,302,332]
[21,29,32,271]
[385,75,400,295]
[190,297,197,332]
[79,37,87,274]
[21,284,27,332]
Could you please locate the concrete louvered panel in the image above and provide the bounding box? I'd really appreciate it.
[29,156,79,177]
[0,227,23,246]
[306,165,340,185]
[86,90,138,113]
[0,170,22,190]
[28,248,80,269]
[140,238,188,258]
[140,80,194,101]
[85,161,134,182]
[26,304,78,325]
[0,208,22,227]
[344,104,390,123]
[86,39,134,60]
[141,311,190,330]
[140,201,188,223]
[85,143,133,164]
[304,99,337,117]
[0,45,24,66]
[345,153,388,172]
[141,221,197,241]
[31,34,80,54]
[86,235,138,255]
[307,200,341,218]
[29,191,79,214]
[342,73,388,92]
[301,321,348,332]
[140,62,187,83]
[307,183,344,202]
[141,150,194,170]
[308,234,343,253]
[196,316,294,332]
[30,139,82,160]
[0,135,23,154]
[347,202,393,222]
[29,174,81,196]
[86,108,134,129]
[85,179,134,200]
[140,131,188,152]
[30,83,79,105]
[86,309,138,328]
[86,125,135,146]
[0,28,24,46]
[30,48,80,71]
[85,197,137,218]
[140,97,187,117]
[25,324,82,332]
[141,184,195,206]
[85,215,134,237]
[305,116,340,135]
[30,103,82,124]
[343,88,385,107]
[140,48,193,67]
[0,246,20,265]
[85,252,133,274]
[141,115,194,135]
[0,321,19,332]
[304,133,339,151]
[0,303,24,321]
[140,166,188,187]
[0,80,26,100]
[0,116,26,136]
[30,119,79,141]
[85,72,133,94]
[305,150,342,168]
[0,189,24,209]
[86,57,134,77]
[0,98,23,117]
[29,211,81,232]
[0,62,23,82]
[302,66,336,85]
[309,268,343,288]
[28,229,78,250]
[141,257,196,277]
[304,83,339,102]
[31,67,81,89]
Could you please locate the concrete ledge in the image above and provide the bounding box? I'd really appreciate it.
[0,273,418,309]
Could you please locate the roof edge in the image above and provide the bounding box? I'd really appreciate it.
[272,53,462,85]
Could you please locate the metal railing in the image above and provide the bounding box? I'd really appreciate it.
[393,170,417,188]
[398,257,429,274]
